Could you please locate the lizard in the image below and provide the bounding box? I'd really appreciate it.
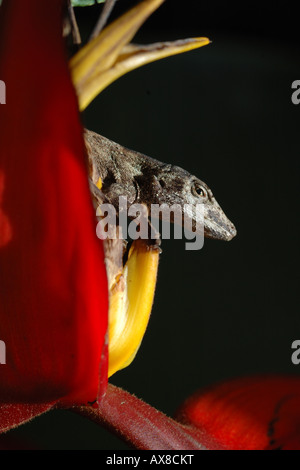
[85,129,237,243]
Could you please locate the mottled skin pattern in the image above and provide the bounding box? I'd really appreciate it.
[85,129,237,241]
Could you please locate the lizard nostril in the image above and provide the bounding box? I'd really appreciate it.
[159,179,166,188]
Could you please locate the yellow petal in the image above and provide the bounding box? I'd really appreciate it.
[71,0,165,110]
[108,240,160,377]
[75,37,210,111]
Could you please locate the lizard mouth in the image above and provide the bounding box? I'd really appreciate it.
[204,223,237,241]
[204,205,237,241]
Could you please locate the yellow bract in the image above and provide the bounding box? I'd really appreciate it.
[77,37,210,110]
[70,0,210,112]
[71,0,165,110]
[108,240,159,377]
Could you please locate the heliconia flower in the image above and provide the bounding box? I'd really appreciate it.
[0,0,108,406]
[3,0,283,451]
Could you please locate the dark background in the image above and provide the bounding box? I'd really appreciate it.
[4,0,300,449]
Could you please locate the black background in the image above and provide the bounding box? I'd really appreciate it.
[4,0,300,449]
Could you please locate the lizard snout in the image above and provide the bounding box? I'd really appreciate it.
[204,200,237,241]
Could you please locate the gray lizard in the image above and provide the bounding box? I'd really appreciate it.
[85,129,237,242]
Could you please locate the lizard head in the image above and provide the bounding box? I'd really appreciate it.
[144,164,237,242]
[85,129,236,242]
[184,176,237,241]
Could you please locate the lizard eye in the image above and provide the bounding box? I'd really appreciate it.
[192,182,207,199]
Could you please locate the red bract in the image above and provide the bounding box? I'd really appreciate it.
[175,376,300,450]
[0,0,108,405]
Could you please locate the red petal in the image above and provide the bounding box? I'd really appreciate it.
[0,0,108,404]
[175,376,300,450]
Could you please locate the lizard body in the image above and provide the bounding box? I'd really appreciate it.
[85,129,236,242]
